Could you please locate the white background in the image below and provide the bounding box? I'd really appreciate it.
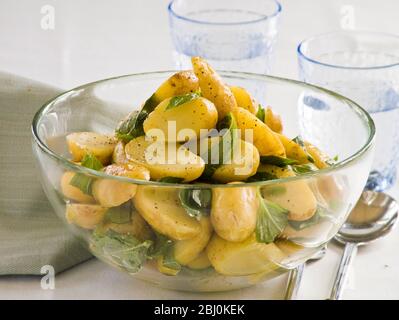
[0,0,399,299]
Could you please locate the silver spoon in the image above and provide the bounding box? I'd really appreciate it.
[284,246,327,300]
[329,190,398,300]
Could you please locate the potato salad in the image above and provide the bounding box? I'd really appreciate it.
[60,57,338,277]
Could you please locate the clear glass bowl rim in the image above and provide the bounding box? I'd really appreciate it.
[31,70,375,190]
[168,0,282,26]
[298,30,399,70]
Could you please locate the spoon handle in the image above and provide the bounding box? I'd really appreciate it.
[284,264,305,300]
[329,242,358,300]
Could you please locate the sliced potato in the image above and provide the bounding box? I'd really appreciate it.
[143,96,218,142]
[60,171,95,203]
[125,136,205,182]
[66,203,107,229]
[174,217,213,265]
[276,134,310,164]
[153,70,199,103]
[211,184,258,242]
[262,179,317,221]
[230,86,257,114]
[233,108,285,156]
[305,142,330,169]
[264,107,283,134]
[66,132,116,164]
[112,141,128,164]
[191,56,237,118]
[133,186,201,240]
[92,164,150,207]
[206,234,285,276]
[186,251,212,270]
[212,140,260,183]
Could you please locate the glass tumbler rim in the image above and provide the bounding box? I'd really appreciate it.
[31,70,375,190]
[298,30,399,70]
[167,0,282,26]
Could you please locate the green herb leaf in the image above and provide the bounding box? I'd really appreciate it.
[326,155,339,166]
[91,229,152,273]
[288,206,329,230]
[292,163,318,175]
[260,155,299,167]
[158,177,185,183]
[69,154,103,195]
[104,201,132,224]
[256,195,289,244]
[201,112,238,179]
[165,92,200,110]
[179,189,211,220]
[256,104,266,122]
[81,153,104,170]
[149,233,181,272]
[246,172,277,182]
[115,94,159,142]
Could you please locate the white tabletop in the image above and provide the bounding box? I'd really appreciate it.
[1,0,399,300]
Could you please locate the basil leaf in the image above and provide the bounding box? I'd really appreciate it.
[201,112,238,179]
[69,154,103,195]
[91,229,152,273]
[256,195,288,244]
[105,201,132,224]
[246,172,277,182]
[158,177,185,183]
[260,155,299,167]
[165,92,200,110]
[292,135,315,163]
[149,233,181,272]
[256,104,266,122]
[115,94,159,142]
[179,189,211,220]
[289,206,329,230]
[292,163,318,175]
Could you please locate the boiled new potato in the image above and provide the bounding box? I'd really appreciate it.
[186,251,212,270]
[92,164,150,207]
[211,184,258,242]
[174,217,213,265]
[262,178,317,221]
[230,86,257,114]
[66,132,116,164]
[66,203,108,229]
[276,134,309,164]
[305,142,330,169]
[191,56,237,118]
[112,141,128,164]
[206,234,285,276]
[102,209,153,241]
[212,140,260,183]
[60,171,95,203]
[264,107,283,134]
[133,186,201,240]
[152,70,199,105]
[233,108,285,156]
[125,136,205,182]
[143,96,218,142]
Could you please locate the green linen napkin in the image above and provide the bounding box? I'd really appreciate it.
[0,72,92,275]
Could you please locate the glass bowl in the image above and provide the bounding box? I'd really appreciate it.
[31,71,375,292]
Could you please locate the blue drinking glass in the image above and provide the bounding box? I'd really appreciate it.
[168,0,282,74]
[298,31,399,191]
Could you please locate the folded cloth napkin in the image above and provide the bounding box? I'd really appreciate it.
[0,72,92,275]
